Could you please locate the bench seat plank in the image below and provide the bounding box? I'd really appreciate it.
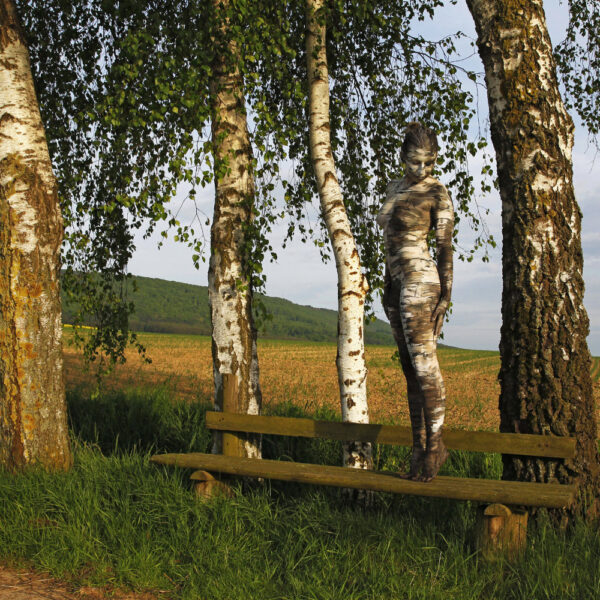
[205,412,576,459]
[150,452,576,508]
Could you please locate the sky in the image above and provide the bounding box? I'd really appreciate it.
[128,1,600,355]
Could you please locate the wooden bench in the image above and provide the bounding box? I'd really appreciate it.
[150,376,577,559]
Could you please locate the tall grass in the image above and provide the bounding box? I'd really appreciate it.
[66,386,212,455]
[0,388,598,599]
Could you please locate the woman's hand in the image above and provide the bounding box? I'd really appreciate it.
[431,298,449,338]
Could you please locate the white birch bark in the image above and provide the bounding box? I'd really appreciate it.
[0,0,71,470]
[306,0,372,469]
[208,0,261,458]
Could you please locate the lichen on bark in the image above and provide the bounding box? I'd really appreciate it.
[0,0,71,471]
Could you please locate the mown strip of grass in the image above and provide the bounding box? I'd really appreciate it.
[0,388,599,600]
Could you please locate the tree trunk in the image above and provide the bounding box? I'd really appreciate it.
[0,0,71,471]
[466,0,600,516]
[208,0,261,458]
[305,0,372,470]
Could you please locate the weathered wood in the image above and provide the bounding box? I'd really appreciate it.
[474,503,528,561]
[150,453,576,508]
[190,470,217,482]
[221,375,246,458]
[190,470,234,499]
[205,412,576,458]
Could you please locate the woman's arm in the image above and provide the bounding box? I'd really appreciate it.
[376,181,399,229]
[431,185,454,336]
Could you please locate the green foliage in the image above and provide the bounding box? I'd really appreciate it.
[20,0,495,365]
[20,0,217,367]
[62,274,397,345]
[555,0,600,143]
[61,270,146,373]
[244,0,496,315]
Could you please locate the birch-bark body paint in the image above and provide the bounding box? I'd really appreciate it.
[379,140,454,481]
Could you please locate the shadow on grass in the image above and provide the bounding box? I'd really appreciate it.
[67,386,213,455]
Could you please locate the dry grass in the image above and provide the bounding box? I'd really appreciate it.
[63,330,600,432]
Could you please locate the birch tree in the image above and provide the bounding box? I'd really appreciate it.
[21,0,491,357]
[209,0,261,457]
[466,0,600,516]
[305,0,371,469]
[247,0,496,330]
[0,0,71,471]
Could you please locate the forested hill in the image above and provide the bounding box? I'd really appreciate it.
[62,275,396,345]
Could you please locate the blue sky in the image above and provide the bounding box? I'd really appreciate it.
[129,1,600,355]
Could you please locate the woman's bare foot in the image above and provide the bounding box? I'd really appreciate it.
[417,440,449,482]
[398,447,426,480]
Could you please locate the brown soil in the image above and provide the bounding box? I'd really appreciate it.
[0,564,168,599]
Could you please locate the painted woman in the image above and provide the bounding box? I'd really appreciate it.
[377,122,454,482]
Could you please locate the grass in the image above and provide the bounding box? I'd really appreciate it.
[65,386,211,456]
[1,385,600,599]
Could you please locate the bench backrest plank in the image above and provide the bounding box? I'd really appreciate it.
[205,412,576,459]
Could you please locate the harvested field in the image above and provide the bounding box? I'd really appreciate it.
[63,330,600,431]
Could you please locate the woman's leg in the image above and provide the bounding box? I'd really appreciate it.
[399,282,448,482]
[383,273,426,478]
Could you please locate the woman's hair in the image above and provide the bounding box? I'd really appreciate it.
[400,122,439,157]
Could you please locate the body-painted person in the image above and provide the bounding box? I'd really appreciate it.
[377,122,454,482]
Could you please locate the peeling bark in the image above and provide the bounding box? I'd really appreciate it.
[467,0,600,516]
[208,0,261,458]
[0,0,71,471]
[306,0,372,470]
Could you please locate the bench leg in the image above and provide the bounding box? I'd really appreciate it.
[475,503,528,561]
[190,470,234,499]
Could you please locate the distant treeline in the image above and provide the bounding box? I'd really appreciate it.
[61,274,396,346]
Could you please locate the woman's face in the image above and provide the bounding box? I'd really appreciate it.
[403,147,437,182]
